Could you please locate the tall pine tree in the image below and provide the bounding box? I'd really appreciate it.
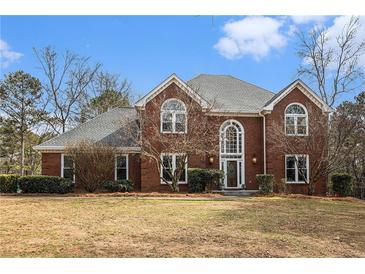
[0,71,44,175]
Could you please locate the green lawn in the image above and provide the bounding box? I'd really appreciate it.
[0,195,364,257]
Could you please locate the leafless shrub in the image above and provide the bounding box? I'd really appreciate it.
[65,139,115,192]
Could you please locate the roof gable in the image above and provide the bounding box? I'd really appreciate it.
[263,79,332,113]
[135,74,209,109]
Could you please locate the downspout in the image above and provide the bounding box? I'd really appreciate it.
[259,111,266,174]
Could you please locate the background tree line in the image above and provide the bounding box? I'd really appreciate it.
[0,46,132,175]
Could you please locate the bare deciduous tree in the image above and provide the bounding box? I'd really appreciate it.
[78,71,131,122]
[34,46,101,134]
[121,86,218,192]
[270,104,361,195]
[65,140,115,193]
[297,16,365,107]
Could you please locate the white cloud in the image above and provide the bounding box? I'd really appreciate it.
[291,16,327,25]
[0,39,23,69]
[214,16,287,61]
[325,16,365,68]
[287,24,298,37]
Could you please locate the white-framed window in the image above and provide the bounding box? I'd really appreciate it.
[219,120,245,188]
[160,154,187,184]
[285,154,309,183]
[220,120,243,155]
[285,103,308,136]
[160,98,187,133]
[115,155,128,180]
[61,154,75,182]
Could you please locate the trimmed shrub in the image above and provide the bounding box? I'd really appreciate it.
[274,178,286,194]
[256,174,274,195]
[103,180,133,192]
[0,174,20,193]
[331,173,353,196]
[18,176,74,194]
[188,168,224,193]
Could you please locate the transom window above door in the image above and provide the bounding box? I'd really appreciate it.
[285,103,308,136]
[161,99,186,133]
[220,120,243,155]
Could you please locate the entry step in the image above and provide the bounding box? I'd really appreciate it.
[212,189,258,196]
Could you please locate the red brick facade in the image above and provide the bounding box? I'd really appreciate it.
[41,79,329,195]
[41,152,142,191]
[265,87,328,195]
[41,153,61,176]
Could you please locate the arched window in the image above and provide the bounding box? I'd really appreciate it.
[161,99,186,133]
[220,120,243,155]
[219,120,245,189]
[285,103,308,135]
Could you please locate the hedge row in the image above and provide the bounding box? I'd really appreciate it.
[0,174,20,193]
[0,175,74,194]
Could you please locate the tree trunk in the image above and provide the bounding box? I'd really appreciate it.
[308,182,315,196]
[20,134,25,176]
[170,181,180,192]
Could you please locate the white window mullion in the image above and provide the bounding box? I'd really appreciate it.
[172,155,176,176]
[293,116,296,135]
[172,112,175,132]
[307,155,310,181]
[295,155,298,182]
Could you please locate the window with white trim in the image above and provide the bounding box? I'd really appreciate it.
[220,120,243,155]
[285,103,308,135]
[115,155,128,180]
[161,99,186,133]
[62,154,74,182]
[285,155,309,183]
[161,154,187,183]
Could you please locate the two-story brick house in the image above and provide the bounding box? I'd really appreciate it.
[35,74,332,194]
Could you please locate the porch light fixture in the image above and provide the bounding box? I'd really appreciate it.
[208,156,214,164]
[252,154,257,164]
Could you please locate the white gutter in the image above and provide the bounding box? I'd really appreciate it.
[259,111,266,174]
[33,145,142,153]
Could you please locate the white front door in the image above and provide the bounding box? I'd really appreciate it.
[222,159,243,189]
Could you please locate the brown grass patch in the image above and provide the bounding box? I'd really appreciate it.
[0,196,364,257]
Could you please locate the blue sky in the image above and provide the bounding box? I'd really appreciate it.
[0,16,363,103]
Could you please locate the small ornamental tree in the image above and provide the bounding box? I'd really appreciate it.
[65,140,115,192]
[270,102,362,195]
[120,84,219,192]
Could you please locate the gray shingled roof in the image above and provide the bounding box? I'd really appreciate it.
[187,74,275,113]
[36,74,279,150]
[34,107,139,149]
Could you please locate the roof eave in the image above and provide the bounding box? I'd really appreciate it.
[34,145,142,153]
[263,80,333,113]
